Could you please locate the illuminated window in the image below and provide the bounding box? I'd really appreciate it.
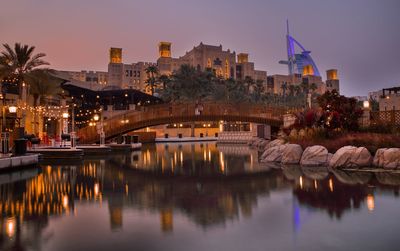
[207,58,211,68]
[225,59,229,78]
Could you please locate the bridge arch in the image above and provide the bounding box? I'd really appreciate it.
[78,103,287,144]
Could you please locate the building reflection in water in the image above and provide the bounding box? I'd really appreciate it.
[1,143,400,249]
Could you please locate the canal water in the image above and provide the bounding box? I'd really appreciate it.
[1,142,400,251]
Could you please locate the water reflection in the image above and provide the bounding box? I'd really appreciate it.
[113,143,270,176]
[0,143,399,251]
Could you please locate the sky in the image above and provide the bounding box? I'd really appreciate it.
[1,0,400,96]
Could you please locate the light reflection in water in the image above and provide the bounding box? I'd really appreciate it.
[0,143,399,251]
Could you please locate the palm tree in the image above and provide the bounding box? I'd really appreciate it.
[294,85,301,96]
[243,76,255,94]
[310,83,318,93]
[145,65,159,95]
[158,74,170,90]
[27,69,62,135]
[0,43,49,131]
[300,82,310,95]
[288,84,295,97]
[281,82,288,97]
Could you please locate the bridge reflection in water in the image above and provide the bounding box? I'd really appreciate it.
[0,143,400,251]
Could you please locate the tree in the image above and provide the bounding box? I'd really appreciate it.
[158,74,170,90]
[300,82,310,95]
[0,43,49,131]
[243,76,255,94]
[166,64,214,103]
[0,43,49,97]
[288,84,295,96]
[317,90,363,131]
[145,65,159,95]
[26,69,62,135]
[281,82,288,97]
[310,83,318,93]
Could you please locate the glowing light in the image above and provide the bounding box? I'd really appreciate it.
[219,152,225,172]
[63,195,69,208]
[8,105,17,113]
[6,218,15,238]
[299,176,303,189]
[329,178,334,192]
[62,112,69,119]
[93,114,100,121]
[363,101,370,109]
[94,183,99,196]
[367,194,375,211]
[314,180,318,190]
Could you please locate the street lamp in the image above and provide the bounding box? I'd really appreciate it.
[8,105,17,114]
[93,113,105,146]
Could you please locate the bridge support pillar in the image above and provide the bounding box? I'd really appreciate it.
[190,122,195,137]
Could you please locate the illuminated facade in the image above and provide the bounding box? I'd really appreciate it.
[157,42,267,85]
[279,20,321,77]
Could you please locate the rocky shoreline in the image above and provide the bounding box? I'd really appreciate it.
[249,138,400,170]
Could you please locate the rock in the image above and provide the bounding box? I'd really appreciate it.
[264,139,285,150]
[376,172,400,186]
[258,140,268,149]
[301,165,329,180]
[373,148,400,169]
[261,145,287,162]
[281,164,303,180]
[281,144,303,164]
[329,146,372,169]
[332,169,372,185]
[300,145,330,166]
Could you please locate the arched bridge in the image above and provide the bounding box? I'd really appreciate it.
[78,102,289,144]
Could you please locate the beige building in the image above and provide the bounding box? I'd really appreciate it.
[58,70,108,91]
[378,87,400,111]
[157,42,267,87]
[59,42,338,97]
[267,69,339,96]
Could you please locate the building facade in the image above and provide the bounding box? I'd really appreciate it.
[58,42,338,96]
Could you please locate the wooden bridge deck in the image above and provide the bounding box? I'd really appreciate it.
[77,102,289,144]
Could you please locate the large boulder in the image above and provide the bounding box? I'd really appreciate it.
[281,144,303,164]
[329,146,372,169]
[373,148,400,169]
[300,145,330,166]
[261,145,287,162]
[264,139,285,150]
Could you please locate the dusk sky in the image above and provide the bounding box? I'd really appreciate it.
[2,0,399,96]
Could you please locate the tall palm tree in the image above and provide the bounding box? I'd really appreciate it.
[0,43,49,131]
[243,76,255,94]
[27,69,62,135]
[288,84,295,97]
[310,83,318,93]
[281,82,288,97]
[158,74,170,90]
[300,82,310,95]
[145,65,159,95]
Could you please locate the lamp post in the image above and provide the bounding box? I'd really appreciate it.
[94,113,105,146]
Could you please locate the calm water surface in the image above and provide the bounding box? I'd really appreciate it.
[1,142,400,251]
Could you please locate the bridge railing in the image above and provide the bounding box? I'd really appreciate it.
[78,102,290,144]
